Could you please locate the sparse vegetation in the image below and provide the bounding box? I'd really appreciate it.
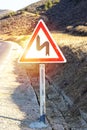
[0,11,16,20]
[44,2,48,11]
[9,11,16,16]
[8,12,14,20]
[44,0,59,11]
[35,11,39,17]
[44,0,53,10]
[54,0,60,4]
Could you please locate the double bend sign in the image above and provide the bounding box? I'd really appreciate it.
[19,19,66,63]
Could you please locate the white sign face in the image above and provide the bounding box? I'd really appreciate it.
[19,19,66,63]
[25,28,58,59]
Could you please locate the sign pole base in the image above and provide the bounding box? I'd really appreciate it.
[40,114,45,123]
[29,121,48,129]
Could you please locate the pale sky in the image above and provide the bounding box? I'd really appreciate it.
[0,0,40,11]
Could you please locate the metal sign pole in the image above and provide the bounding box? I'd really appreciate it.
[40,64,46,123]
[29,64,47,128]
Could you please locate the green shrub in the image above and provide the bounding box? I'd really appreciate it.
[48,0,53,8]
[44,2,48,10]
[55,0,59,3]
[25,8,28,12]
[44,0,53,10]
[10,11,15,16]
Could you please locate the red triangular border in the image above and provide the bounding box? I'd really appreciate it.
[19,19,66,63]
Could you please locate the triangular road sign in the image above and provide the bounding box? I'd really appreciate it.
[19,19,66,63]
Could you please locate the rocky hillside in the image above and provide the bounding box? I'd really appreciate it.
[45,0,87,35]
[0,9,11,14]
[0,9,12,18]
[0,0,87,36]
[0,12,39,36]
[22,0,87,35]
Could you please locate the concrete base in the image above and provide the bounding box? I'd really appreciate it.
[29,121,48,129]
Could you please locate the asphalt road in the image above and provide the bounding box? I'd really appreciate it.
[0,41,12,67]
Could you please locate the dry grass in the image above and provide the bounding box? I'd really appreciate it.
[1,31,87,49]
[52,32,87,48]
[0,34,30,48]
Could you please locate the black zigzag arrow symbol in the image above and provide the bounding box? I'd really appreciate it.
[36,35,49,56]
